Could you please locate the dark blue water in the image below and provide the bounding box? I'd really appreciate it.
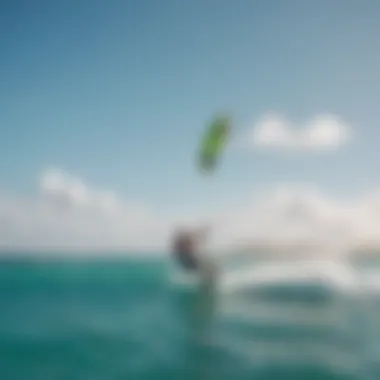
[0,256,379,380]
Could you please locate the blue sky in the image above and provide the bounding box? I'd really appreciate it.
[1,0,380,214]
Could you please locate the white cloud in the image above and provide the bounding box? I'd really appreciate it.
[210,185,380,258]
[0,168,379,257]
[250,114,352,151]
[0,169,172,253]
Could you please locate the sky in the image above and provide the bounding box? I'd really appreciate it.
[1,0,380,253]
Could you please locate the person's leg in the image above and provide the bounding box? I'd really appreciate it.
[199,256,218,288]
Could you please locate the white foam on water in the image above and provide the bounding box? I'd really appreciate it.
[167,255,380,299]
[355,270,380,294]
[166,260,203,290]
[218,259,357,294]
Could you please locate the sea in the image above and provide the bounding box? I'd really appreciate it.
[0,253,379,380]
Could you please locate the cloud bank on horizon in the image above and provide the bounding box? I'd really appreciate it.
[0,169,171,252]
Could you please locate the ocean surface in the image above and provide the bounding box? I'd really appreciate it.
[0,254,379,380]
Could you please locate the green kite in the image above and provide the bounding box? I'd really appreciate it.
[197,114,231,173]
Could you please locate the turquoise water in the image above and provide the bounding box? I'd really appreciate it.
[0,256,379,380]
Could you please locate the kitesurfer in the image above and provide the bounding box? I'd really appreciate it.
[171,226,216,286]
[171,228,202,271]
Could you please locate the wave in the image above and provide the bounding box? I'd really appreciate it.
[171,258,380,297]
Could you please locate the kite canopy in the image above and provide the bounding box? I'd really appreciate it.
[197,115,231,173]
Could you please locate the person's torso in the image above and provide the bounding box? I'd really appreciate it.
[172,233,198,270]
